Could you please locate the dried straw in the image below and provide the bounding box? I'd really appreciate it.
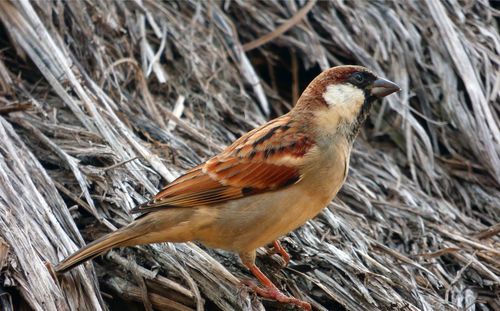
[0,0,498,310]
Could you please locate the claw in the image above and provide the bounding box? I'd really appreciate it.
[242,261,311,310]
[242,279,312,310]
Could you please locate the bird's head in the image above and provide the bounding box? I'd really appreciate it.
[294,65,400,142]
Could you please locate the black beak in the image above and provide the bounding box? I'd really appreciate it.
[370,77,400,98]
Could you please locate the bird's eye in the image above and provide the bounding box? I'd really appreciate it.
[351,73,365,85]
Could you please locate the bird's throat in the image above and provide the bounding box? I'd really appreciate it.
[343,98,374,143]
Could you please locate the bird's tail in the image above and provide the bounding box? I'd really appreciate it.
[55,224,144,273]
[55,208,195,273]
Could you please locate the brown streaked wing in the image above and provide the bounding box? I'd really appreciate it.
[131,114,314,214]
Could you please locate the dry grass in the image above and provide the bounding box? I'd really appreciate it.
[0,1,498,310]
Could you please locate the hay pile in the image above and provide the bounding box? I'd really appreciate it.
[0,1,498,310]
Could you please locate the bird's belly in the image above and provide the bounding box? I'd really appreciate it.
[195,175,344,252]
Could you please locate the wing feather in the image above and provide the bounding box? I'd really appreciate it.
[131,114,314,214]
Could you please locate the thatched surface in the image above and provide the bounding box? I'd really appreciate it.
[0,1,498,310]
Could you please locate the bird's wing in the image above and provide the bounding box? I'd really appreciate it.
[131,114,314,213]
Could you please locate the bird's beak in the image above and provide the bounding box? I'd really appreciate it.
[370,77,400,98]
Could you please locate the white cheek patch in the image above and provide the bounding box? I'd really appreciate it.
[322,84,365,122]
[322,84,365,108]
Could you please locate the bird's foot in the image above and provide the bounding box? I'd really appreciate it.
[241,279,311,310]
[269,240,290,267]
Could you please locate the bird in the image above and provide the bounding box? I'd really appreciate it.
[55,65,399,310]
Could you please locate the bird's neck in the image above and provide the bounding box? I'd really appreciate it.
[341,97,374,143]
[290,90,376,149]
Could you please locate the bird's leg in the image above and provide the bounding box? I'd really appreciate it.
[271,240,290,266]
[239,251,311,311]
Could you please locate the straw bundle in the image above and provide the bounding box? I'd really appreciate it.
[0,1,498,310]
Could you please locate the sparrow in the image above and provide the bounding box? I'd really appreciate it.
[55,65,399,310]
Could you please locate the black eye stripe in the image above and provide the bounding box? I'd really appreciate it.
[352,73,365,83]
[349,72,375,88]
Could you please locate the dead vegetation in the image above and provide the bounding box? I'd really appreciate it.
[0,0,498,310]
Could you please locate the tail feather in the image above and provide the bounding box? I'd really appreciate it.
[55,228,138,273]
[55,208,194,273]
